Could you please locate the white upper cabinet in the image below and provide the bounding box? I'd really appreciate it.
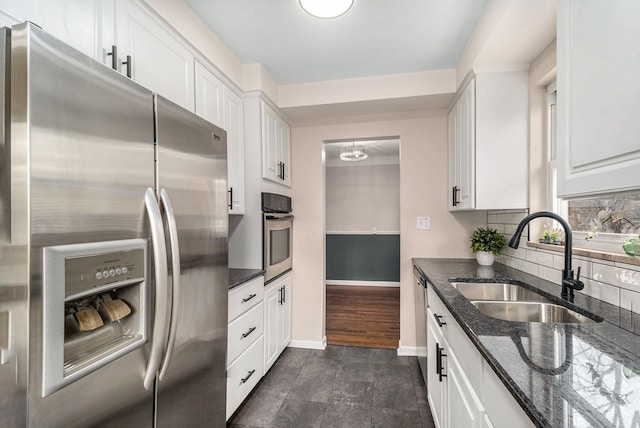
[448,79,475,210]
[194,60,245,214]
[448,70,529,211]
[261,101,291,187]
[0,0,100,59]
[110,0,195,111]
[557,0,640,198]
[194,60,224,125]
[224,87,246,214]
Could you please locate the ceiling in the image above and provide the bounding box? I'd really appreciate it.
[184,0,487,85]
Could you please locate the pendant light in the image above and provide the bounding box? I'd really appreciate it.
[299,0,354,19]
[340,142,367,162]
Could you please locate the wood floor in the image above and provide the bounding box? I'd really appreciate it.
[326,285,400,349]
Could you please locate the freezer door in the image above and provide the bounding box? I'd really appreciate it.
[0,26,28,428]
[155,95,228,427]
[9,23,155,427]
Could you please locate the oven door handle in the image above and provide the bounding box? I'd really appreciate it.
[265,215,294,221]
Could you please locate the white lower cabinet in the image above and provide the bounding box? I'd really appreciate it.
[447,349,484,428]
[263,273,292,373]
[427,287,533,428]
[226,276,264,420]
[426,313,446,428]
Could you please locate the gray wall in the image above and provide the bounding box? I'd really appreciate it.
[326,163,400,233]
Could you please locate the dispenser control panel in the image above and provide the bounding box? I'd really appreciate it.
[64,249,144,298]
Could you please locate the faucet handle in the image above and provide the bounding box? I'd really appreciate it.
[576,266,581,281]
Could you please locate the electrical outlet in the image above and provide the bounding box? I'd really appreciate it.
[417,216,431,230]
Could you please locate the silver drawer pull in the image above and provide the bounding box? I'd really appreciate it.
[242,293,257,303]
[241,326,257,339]
[240,369,256,384]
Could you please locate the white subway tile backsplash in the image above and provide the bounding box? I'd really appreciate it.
[572,258,592,280]
[593,263,640,292]
[496,214,513,224]
[515,258,539,277]
[579,278,620,306]
[538,265,561,285]
[553,255,565,271]
[620,289,640,314]
[487,214,498,223]
[537,251,555,268]
[487,223,505,233]
[504,224,519,235]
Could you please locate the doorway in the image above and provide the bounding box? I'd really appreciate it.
[324,138,400,349]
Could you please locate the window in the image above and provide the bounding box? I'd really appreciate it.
[547,83,640,254]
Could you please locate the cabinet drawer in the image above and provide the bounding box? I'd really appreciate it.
[228,276,264,322]
[228,302,264,363]
[226,336,264,420]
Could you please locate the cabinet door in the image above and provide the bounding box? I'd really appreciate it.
[261,101,281,183]
[557,0,640,197]
[427,310,446,428]
[115,0,195,111]
[447,106,458,210]
[0,0,99,59]
[224,87,246,214]
[263,282,280,372]
[279,121,291,187]
[278,279,292,350]
[447,349,483,428]
[456,79,475,210]
[194,60,223,126]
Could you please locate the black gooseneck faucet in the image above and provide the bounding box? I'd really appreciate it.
[508,211,584,302]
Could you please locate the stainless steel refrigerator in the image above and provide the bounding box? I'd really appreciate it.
[0,22,228,427]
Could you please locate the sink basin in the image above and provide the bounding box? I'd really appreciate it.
[450,282,549,302]
[470,301,602,324]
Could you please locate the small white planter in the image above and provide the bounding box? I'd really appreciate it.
[476,251,495,266]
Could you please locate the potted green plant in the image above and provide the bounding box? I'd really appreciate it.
[470,227,506,266]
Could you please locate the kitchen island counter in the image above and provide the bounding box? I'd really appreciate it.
[413,258,640,428]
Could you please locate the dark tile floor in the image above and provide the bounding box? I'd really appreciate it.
[227,345,436,428]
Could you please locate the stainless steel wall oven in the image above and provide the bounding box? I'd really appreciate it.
[262,193,293,283]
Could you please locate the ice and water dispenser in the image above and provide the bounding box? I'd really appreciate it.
[42,239,147,396]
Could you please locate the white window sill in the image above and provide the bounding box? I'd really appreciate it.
[527,241,640,267]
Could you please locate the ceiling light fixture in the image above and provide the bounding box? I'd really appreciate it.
[299,0,354,19]
[340,143,367,162]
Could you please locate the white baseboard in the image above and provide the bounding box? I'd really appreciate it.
[397,341,426,357]
[288,337,327,350]
[326,280,400,287]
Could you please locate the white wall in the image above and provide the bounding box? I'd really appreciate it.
[291,111,486,349]
[326,163,400,233]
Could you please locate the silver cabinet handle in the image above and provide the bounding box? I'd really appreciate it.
[158,189,181,381]
[143,188,169,390]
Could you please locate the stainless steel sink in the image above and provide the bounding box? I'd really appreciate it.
[470,300,602,324]
[450,282,549,302]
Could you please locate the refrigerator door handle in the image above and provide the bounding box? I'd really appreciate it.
[158,189,181,381]
[143,188,170,390]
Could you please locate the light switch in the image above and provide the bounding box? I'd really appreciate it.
[417,216,431,230]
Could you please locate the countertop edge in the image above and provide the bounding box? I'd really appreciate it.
[228,268,264,290]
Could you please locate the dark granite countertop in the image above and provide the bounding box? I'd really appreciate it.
[412,258,640,428]
[229,268,264,290]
